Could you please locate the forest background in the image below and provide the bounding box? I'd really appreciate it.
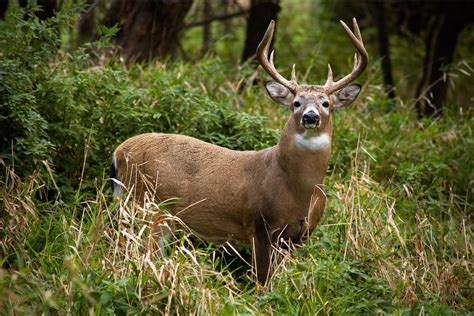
[0,0,473,314]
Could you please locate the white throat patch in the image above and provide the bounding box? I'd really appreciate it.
[295,132,330,151]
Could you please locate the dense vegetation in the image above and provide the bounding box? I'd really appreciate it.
[1,2,472,314]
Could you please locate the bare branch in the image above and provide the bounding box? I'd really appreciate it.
[185,9,248,29]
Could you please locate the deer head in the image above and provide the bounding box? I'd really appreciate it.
[257,18,368,136]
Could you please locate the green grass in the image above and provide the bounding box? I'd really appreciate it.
[1,89,472,313]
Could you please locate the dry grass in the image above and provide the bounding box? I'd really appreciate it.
[332,140,473,310]
[0,159,39,256]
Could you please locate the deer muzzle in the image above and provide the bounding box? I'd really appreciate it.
[302,111,320,129]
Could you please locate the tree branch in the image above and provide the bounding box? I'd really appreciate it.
[185,9,249,29]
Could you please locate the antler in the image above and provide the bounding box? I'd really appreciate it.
[257,20,298,94]
[324,18,368,94]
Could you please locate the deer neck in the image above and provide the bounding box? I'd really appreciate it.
[275,117,332,192]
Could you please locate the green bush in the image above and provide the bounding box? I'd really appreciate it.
[0,5,278,194]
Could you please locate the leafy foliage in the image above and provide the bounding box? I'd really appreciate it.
[0,6,278,193]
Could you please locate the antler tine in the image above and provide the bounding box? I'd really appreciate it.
[352,17,363,45]
[269,50,276,67]
[291,64,297,82]
[325,64,334,86]
[256,20,298,93]
[324,18,369,94]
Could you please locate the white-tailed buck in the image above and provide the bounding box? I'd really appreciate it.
[111,18,368,284]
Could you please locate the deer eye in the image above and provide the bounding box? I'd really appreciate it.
[293,101,301,108]
[322,101,329,108]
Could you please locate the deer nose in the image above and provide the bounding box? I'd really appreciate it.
[303,111,320,125]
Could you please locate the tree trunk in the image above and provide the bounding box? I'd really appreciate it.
[0,1,8,20]
[242,0,280,62]
[424,20,460,116]
[221,0,232,35]
[419,2,474,117]
[102,0,193,62]
[369,1,396,99]
[415,17,437,115]
[77,0,97,45]
[202,0,212,55]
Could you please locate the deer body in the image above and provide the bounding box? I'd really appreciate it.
[111,18,368,284]
[113,114,330,261]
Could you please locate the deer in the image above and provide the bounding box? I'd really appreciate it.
[110,18,368,285]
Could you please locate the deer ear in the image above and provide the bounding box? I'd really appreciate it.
[334,84,361,108]
[265,81,293,106]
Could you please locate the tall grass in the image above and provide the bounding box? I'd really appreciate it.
[1,92,472,313]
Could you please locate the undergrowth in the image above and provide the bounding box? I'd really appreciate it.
[1,2,473,315]
[0,4,278,194]
[1,102,472,313]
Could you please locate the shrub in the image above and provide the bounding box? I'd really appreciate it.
[0,5,278,195]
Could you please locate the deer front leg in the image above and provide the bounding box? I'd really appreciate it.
[253,217,272,285]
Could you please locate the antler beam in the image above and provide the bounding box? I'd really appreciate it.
[256,20,298,93]
[324,18,369,93]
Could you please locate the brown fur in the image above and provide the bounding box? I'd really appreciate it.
[113,110,331,283]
